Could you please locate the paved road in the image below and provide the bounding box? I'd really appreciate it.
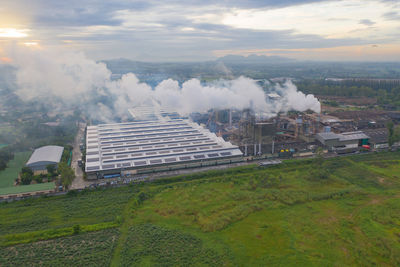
[70,122,91,190]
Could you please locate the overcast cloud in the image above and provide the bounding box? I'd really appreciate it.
[0,0,399,61]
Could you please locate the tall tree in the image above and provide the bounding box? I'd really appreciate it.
[58,162,75,190]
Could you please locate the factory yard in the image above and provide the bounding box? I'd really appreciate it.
[1,151,400,266]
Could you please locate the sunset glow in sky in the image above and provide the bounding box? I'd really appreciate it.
[0,0,399,61]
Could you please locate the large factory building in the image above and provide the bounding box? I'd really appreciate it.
[316,131,369,153]
[85,119,243,179]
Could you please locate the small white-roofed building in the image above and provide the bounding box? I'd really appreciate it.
[26,145,64,173]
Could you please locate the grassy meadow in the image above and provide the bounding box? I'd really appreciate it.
[0,151,56,196]
[0,151,31,188]
[1,151,400,266]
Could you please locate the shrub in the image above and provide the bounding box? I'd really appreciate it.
[73,224,80,235]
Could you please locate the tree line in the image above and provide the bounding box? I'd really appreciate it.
[0,147,14,171]
[296,80,400,109]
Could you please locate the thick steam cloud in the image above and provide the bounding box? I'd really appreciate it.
[6,45,320,122]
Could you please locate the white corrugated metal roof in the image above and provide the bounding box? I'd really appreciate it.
[317,131,369,142]
[316,132,340,140]
[26,145,64,166]
[339,131,369,141]
[85,119,242,172]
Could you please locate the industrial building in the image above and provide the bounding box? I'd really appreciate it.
[316,131,369,153]
[128,106,185,121]
[26,145,64,174]
[85,119,243,179]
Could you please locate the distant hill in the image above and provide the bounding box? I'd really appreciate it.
[217,54,295,64]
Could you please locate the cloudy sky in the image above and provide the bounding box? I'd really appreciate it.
[0,0,400,61]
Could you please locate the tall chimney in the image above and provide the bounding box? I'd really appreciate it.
[272,140,275,154]
[229,109,232,128]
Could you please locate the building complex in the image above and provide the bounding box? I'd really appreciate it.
[85,119,242,179]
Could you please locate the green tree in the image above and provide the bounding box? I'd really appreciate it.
[21,166,33,176]
[73,224,81,235]
[20,172,33,185]
[58,162,75,190]
[314,147,324,166]
[386,121,400,148]
[20,167,34,185]
[46,164,56,175]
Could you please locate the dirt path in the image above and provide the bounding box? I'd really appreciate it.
[70,122,90,190]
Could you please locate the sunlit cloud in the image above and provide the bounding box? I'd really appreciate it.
[0,0,399,61]
[218,0,399,39]
[0,28,28,38]
[0,57,12,63]
[23,41,38,46]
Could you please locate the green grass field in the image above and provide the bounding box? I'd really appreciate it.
[0,182,55,196]
[0,151,31,188]
[0,151,55,196]
[1,152,400,266]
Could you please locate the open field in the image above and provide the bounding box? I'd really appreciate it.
[0,151,31,188]
[0,182,55,196]
[0,186,137,235]
[0,228,119,266]
[1,152,400,266]
[0,151,55,196]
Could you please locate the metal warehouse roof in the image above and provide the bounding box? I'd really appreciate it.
[85,119,243,173]
[362,128,388,144]
[339,131,369,141]
[26,145,64,166]
[316,132,340,141]
[317,131,369,142]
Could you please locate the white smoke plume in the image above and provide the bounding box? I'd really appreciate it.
[274,80,321,113]
[6,45,320,122]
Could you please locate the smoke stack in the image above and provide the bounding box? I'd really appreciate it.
[229,109,232,128]
[272,139,275,154]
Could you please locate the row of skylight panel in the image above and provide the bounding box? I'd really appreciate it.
[88,132,211,148]
[99,128,196,140]
[99,145,228,163]
[101,141,218,156]
[95,135,205,148]
[99,137,212,151]
[97,133,204,146]
[97,123,188,133]
[98,119,183,127]
[98,131,201,144]
[98,134,207,147]
[96,120,184,130]
[98,126,193,138]
[100,141,218,157]
[85,151,236,171]
[98,125,189,135]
